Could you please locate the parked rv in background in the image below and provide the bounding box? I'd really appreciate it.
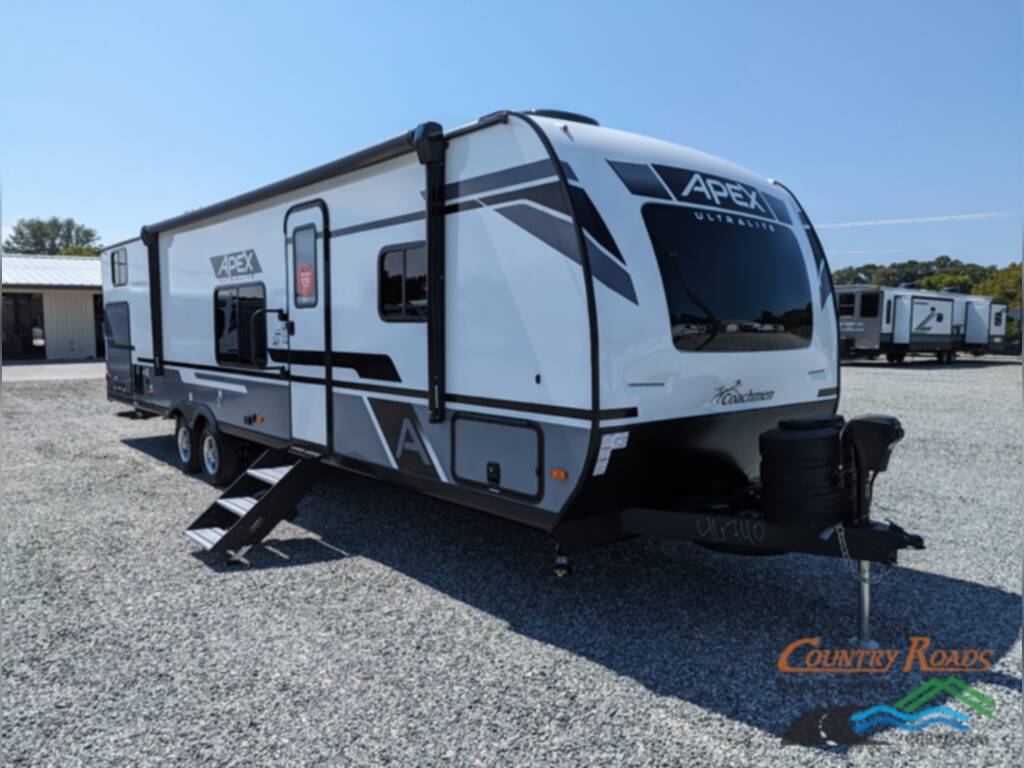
[836,284,1007,363]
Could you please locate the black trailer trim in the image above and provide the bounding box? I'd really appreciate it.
[620,507,922,564]
[505,111,604,527]
[142,131,420,237]
[148,358,636,420]
[268,348,401,382]
[771,180,840,415]
[139,232,163,374]
[414,122,447,423]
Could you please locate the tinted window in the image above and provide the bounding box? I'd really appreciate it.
[643,205,813,352]
[215,284,266,366]
[379,243,427,321]
[994,311,1003,325]
[860,293,880,318]
[111,249,128,286]
[293,226,318,308]
[885,298,892,323]
[838,294,856,317]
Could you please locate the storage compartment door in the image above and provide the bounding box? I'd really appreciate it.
[965,302,989,344]
[893,296,911,344]
[453,415,542,500]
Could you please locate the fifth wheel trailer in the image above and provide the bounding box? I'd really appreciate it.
[101,109,923,640]
[837,284,1007,362]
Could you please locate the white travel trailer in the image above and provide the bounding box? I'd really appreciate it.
[836,284,1007,363]
[102,110,923,638]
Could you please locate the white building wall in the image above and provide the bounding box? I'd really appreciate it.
[2,288,100,360]
[40,290,99,359]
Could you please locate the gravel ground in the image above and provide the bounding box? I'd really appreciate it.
[2,358,1021,766]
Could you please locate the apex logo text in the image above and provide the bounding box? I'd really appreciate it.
[211,249,262,279]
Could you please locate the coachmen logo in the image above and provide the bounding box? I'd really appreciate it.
[711,379,775,406]
[211,249,262,279]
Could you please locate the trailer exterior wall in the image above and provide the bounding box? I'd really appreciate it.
[106,111,843,542]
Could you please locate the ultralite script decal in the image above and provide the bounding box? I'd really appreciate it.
[711,380,775,406]
[210,249,262,279]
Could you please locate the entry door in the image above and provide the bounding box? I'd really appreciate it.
[285,203,330,449]
[893,296,911,344]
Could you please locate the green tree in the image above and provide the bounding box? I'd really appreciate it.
[973,262,1022,342]
[2,217,101,255]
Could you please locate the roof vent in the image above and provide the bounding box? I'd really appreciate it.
[526,109,599,126]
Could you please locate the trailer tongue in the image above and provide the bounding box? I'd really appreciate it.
[567,413,925,647]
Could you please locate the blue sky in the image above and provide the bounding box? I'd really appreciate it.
[2,0,1020,269]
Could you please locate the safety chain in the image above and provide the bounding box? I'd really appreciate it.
[835,522,894,584]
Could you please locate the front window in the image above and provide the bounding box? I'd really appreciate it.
[643,204,813,352]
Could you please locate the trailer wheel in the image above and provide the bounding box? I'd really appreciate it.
[175,416,201,473]
[886,353,905,364]
[199,425,240,486]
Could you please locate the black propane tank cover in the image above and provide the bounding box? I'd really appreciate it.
[759,416,854,527]
[843,415,904,473]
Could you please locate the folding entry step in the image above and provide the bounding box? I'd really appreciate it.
[184,447,323,558]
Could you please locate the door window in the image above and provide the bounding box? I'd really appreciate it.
[293,226,318,309]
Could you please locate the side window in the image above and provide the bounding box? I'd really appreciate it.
[838,294,855,317]
[379,243,427,321]
[860,293,880,318]
[994,311,1004,325]
[885,299,892,324]
[111,248,128,286]
[215,284,266,367]
[293,225,318,309]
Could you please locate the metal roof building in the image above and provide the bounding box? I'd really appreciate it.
[2,253,104,361]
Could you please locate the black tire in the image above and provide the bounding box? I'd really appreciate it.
[175,416,201,473]
[199,424,240,486]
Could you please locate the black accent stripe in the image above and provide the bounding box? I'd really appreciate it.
[480,181,570,215]
[445,200,482,214]
[447,393,635,421]
[155,358,637,421]
[568,184,623,262]
[330,210,425,238]
[268,349,401,382]
[496,204,580,261]
[495,204,638,304]
[762,192,793,225]
[608,160,672,199]
[442,159,559,201]
[163,359,287,381]
[583,237,638,304]
[817,387,839,397]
